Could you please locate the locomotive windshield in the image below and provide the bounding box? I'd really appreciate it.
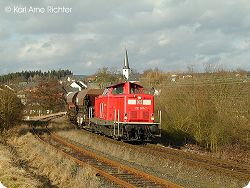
[111,84,124,94]
[102,88,110,96]
[105,82,144,95]
[130,83,143,94]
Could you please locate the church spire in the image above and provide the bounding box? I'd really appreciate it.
[123,49,130,69]
[122,49,131,80]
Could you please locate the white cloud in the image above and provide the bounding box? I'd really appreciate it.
[18,39,66,61]
[146,59,163,66]
[158,35,170,46]
[86,61,93,67]
[233,40,250,50]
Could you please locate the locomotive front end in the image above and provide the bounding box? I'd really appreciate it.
[90,82,161,141]
[122,83,161,141]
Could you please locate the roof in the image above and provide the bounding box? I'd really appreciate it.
[70,81,87,90]
[75,81,87,88]
[123,49,130,69]
[106,81,143,88]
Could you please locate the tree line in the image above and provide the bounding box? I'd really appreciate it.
[0,69,73,84]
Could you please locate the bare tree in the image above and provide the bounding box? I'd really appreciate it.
[29,78,65,112]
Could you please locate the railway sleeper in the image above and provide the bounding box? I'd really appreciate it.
[127,182,159,187]
[78,156,93,160]
[112,173,135,176]
[123,178,149,182]
[97,166,117,171]
[117,177,160,186]
[98,165,117,170]
[113,173,135,177]
[87,161,101,165]
[98,168,119,173]
[131,182,159,187]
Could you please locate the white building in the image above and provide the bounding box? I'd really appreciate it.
[70,81,87,91]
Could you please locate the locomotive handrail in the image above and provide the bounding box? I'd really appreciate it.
[159,110,162,137]
[113,109,121,137]
[113,109,116,136]
[117,109,120,136]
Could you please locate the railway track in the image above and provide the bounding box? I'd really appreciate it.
[30,114,249,186]
[27,112,66,122]
[31,116,182,188]
[142,144,250,180]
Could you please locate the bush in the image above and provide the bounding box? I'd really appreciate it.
[0,89,23,132]
[155,81,250,152]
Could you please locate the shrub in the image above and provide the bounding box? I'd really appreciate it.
[0,89,23,132]
[155,81,250,152]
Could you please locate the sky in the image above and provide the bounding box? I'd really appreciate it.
[0,0,250,75]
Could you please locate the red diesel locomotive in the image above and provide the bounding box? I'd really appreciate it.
[66,81,161,141]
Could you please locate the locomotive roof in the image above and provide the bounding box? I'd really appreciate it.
[106,82,143,88]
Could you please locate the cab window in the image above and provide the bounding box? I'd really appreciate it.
[102,88,110,96]
[111,85,124,94]
[130,84,142,94]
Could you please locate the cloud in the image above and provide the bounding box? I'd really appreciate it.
[86,61,93,67]
[158,35,170,46]
[0,0,250,75]
[18,39,66,61]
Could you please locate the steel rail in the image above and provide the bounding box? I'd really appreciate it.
[32,128,138,188]
[49,142,138,188]
[144,144,250,180]
[31,115,183,188]
[51,133,182,188]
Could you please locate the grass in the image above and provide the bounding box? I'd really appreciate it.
[0,138,39,188]
[0,124,102,188]
[11,132,100,188]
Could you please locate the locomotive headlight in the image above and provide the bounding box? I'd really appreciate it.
[124,113,128,120]
[151,113,154,120]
